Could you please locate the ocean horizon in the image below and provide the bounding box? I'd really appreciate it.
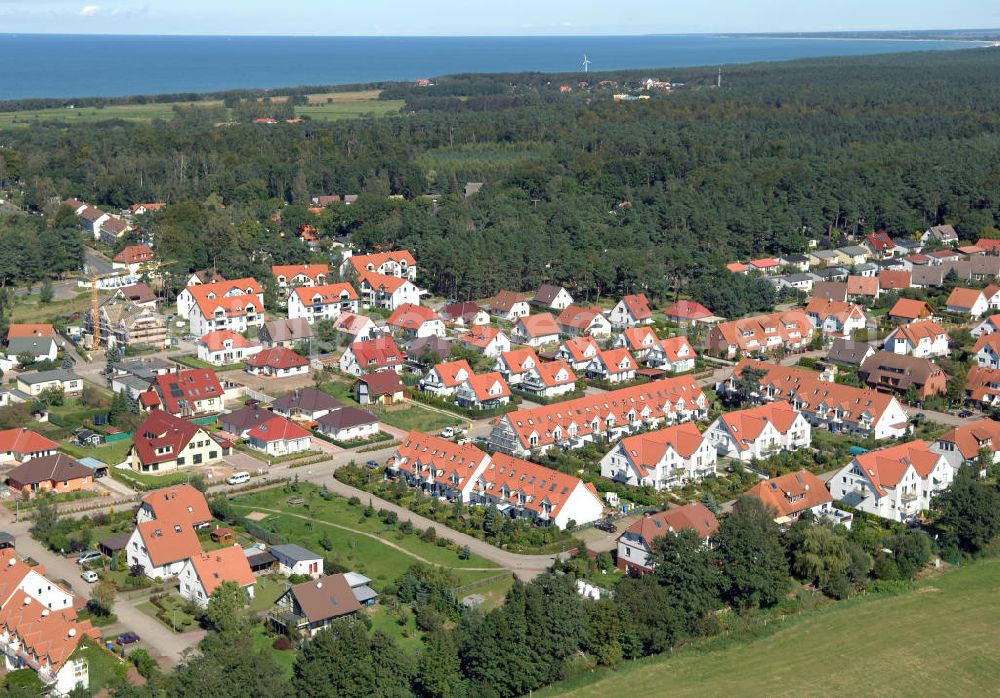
[0,33,983,100]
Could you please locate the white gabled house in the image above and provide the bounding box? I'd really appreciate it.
[599,422,716,490]
[973,334,1000,369]
[612,326,659,361]
[455,372,511,410]
[609,294,654,328]
[420,359,474,397]
[704,403,811,462]
[493,348,541,385]
[884,320,950,358]
[287,283,360,324]
[357,271,422,310]
[519,360,577,399]
[828,440,955,522]
[971,313,1000,339]
[646,336,697,373]
[178,546,256,608]
[586,348,637,384]
[554,336,601,370]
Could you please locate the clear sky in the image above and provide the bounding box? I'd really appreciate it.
[0,0,996,36]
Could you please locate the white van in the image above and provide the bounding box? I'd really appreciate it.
[227,471,251,486]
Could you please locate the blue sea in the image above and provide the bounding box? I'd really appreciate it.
[0,34,982,100]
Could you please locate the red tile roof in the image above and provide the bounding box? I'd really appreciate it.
[271,264,329,284]
[0,428,58,459]
[623,502,719,545]
[845,275,878,297]
[140,484,212,527]
[878,270,912,291]
[358,270,409,293]
[718,402,801,450]
[619,294,653,321]
[657,336,695,362]
[137,519,203,567]
[890,320,948,347]
[388,303,440,330]
[132,410,209,466]
[6,324,55,340]
[664,300,713,321]
[348,251,416,275]
[245,346,309,370]
[620,326,659,351]
[247,416,312,444]
[935,419,1000,461]
[349,337,404,370]
[888,298,933,320]
[746,469,832,519]
[478,452,598,522]
[292,283,358,308]
[557,305,605,331]
[534,360,576,387]
[851,441,941,495]
[465,372,511,401]
[113,244,154,265]
[866,231,895,252]
[186,279,264,320]
[430,359,474,388]
[187,545,255,596]
[617,422,706,476]
[499,348,539,375]
[151,369,223,415]
[459,325,502,349]
[516,313,560,339]
[946,287,985,310]
[594,348,637,374]
[198,330,260,352]
[561,336,601,362]
[965,366,1000,404]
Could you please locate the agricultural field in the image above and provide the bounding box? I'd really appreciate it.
[0,90,401,129]
[541,558,1000,697]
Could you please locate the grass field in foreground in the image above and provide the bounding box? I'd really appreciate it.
[540,557,1000,697]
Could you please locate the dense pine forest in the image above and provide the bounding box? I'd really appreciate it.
[2,49,999,314]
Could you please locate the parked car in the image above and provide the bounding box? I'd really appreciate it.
[81,570,99,583]
[457,438,472,446]
[365,460,380,469]
[116,632,140,646]
[77,551,102,566]
[227,471,251,486]
[440,427,455,438]
[958,409,974,418]
[594,519,617,533]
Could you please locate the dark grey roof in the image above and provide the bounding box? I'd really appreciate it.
[838,245,869,256]
[533,284,567,305]
[6,337,56,356]
[18,369,79,385]
[781,254,809,263]
[317,407,377,430]
[7,454,90,486]
[405,337,453,361]
[248,551,278,568]
[814,267,848,280]
[271,388,343,414]
[271,543,322,563]
[221,405,273,432]
[826,339,875,367]
[261,318,313,343]
[99,533,132,552]
[811,282,848,302]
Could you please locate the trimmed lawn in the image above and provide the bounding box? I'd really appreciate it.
[61,438,134,465]
[367,604,423,654]
[72,638,127,693]
[318,380,361,406]
[540,558,1000,697]
[251,623,296,678]
[231,484,505,587]
[171,354,245,372]
[249,575,289,613]
[459,573,515,611]
[378,405,464,433]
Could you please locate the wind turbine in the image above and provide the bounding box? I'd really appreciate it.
[582,54,592,73]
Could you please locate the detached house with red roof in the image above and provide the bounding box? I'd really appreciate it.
[287,283,360,324]
[196,330,263,366]
[555,336,601,370]
[112,244,155,274]
[246,416,312,457]
[829,441,954,522]
[664,300,716,326]
[245,346,310,378]
[142,368,224,417]
[864,231,898,259]
[0,428,58,464]
[342,250,417,281]
[972,313,1000,339]
[945,287,989,318]
[486,291,531,321]
[973,333,1000,369]
[646,336,697,373]
[616,503,719,574]
[804,298,868,337]
[887,298,934,325]
[179,545,256,608]
[704,403,811,462]
[609,294,654,328]
[519,360,577,399]
[512,313,561,347]
[455,372,511,410]
[127,517,203,580]
[457,326,511,358]
[387,303,445,339]
[356,271,421,310]
[612,326,659,361]
[600,422,717,490]
[965,365,1000,407]
[931,419,1000,475]
[586,348,638,384]
[748,469,845,527]
[271,264,329,294]
[175,278,265,337]
[128,410,229,474]
[493,348,541,385]
[420,359,475,397]
[339,337,404,377]
[0,548,100,695]
[884,320,950,358]
[557,305,612,338]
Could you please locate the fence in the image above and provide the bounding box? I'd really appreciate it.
[451,572,513,596]
[104,432,133,443]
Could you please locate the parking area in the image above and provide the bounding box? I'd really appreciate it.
[224,451,267,474]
